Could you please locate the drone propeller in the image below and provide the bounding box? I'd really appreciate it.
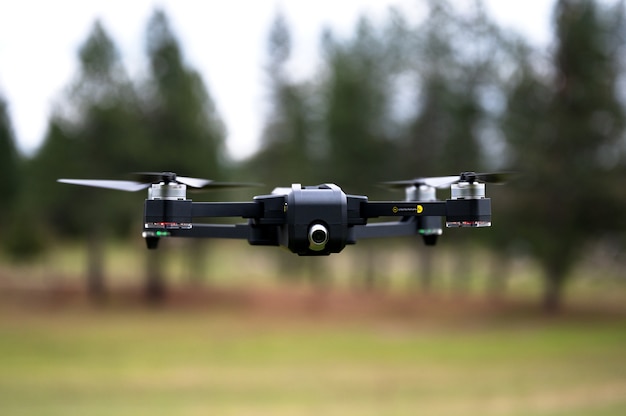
[57,179,150,192]
[382,175,460,189]
[58,171,262,192]
[382,171,514,189]
[458,171,514,184]
[133,171,262,190]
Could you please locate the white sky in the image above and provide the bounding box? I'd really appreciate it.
[0,0,555,160]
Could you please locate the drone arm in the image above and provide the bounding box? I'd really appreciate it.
[353,218,418,239]
[361,199,491,226]
[142,197,285,248]
[361,201,447,218]
[146,223,252,239]
[144,200,269,226]
[190,202,262,218]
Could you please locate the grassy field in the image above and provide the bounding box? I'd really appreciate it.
[0,303,625,416]
[1,240,625,415]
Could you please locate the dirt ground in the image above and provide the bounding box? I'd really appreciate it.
[1,280,624,325]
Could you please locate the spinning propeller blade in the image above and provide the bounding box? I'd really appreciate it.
[382,175,460,189]
[132,172,261,189]
[59,172,262,192]
[188,181,264,189]
[132,172,212,188]
[465,172,514,184]
[57,179,149,192]
[382,171,515,189]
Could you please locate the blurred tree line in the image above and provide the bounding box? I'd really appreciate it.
[0,0,625,310]
[1,10,225,301]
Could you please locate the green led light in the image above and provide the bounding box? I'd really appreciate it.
[419,229,443,236]
[155,231,170,237]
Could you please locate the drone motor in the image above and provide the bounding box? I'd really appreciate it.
[148,182,187,200]
[446,181,491,228]
[450,181,485,200]
[406,184,437,202]
[405,184,442,245]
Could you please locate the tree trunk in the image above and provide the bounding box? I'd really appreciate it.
[419,248,435,293]
[145,248,166,304]
[306,257,331,292]
[186,240,208,287]
[86,228,106,302]
[409,246,435,293]
[363,246,377,291]
[542,268,566,313]
[452,249,471,295]
[277,251,305,283]
[487,254,510,301]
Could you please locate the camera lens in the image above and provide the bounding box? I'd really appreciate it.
[308,223,329,251]
[311,229,326,244]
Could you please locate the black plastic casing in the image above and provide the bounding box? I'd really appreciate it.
[445,198,491,224]
[248,194,285,247]
[144,199,192,225]
[282,184,366,256]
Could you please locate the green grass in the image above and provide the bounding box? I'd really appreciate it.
[0,309,625,415]
[1,240,625,414]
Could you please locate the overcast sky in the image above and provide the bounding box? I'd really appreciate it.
[0,0,555,160]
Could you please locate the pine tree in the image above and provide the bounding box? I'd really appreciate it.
[31,20,145,299]
[141,9,226,298]
[503,0,626,311]
[0,97,19,221]
[320,17,393,194]
[318,17,397,289]
[247,12,317,186]
[395,2,507,292]
[142,9,225,177]
[0,96,30,257]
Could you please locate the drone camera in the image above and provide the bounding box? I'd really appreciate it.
[283,184,352,255]
[308,223,329,251]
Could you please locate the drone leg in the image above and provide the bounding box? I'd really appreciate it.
[145,237,159,250]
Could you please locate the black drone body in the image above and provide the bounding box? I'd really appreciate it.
[58,171,508,256]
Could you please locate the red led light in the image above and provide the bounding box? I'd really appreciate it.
[145,222,192,230]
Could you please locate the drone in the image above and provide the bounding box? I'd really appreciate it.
[58,171,509,256]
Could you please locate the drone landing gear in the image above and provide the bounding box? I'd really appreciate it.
[145,237,159,250]
[422,234,438,246]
